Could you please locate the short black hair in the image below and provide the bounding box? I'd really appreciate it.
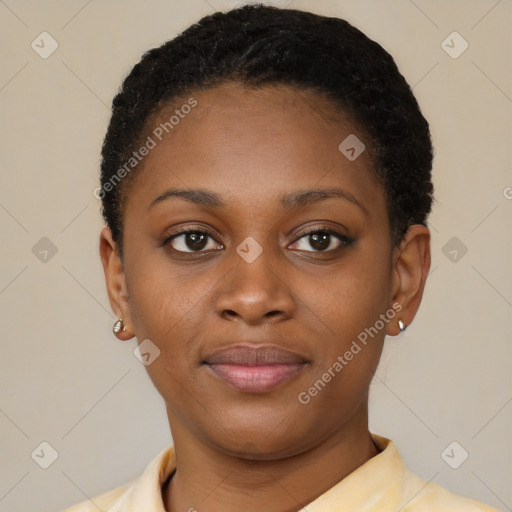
[100,4,433,255]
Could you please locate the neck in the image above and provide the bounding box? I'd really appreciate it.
[163,406,379,512]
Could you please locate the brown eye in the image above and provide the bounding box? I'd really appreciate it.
[165,230,223,253]
[289,230,353,252]
[307,232,331,251]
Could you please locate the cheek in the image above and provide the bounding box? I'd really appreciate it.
[299,287,387,421]
[301,242,391,389]
[126,276,198,403]
[124,252,216,384]
[126,246,205,335]
[313,246,392,337]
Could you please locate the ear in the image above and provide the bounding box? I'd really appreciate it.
[386,224,431,336]
[99,227,134,341]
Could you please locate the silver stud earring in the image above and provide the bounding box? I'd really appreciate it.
[113,318,126,335]
[398,320,406,333]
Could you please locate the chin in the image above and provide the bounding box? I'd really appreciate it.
[203,418,313,460]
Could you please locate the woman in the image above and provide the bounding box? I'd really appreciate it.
[64,4,499,511]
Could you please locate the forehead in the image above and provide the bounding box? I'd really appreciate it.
[123,82,385,217]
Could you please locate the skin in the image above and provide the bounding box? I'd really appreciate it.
[100,82,431,512]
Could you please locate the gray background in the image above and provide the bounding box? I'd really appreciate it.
[0,0,510,511]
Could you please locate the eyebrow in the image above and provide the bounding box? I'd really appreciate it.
[148,187,367,215]
[149,189,224,210]
[281,188,367,215]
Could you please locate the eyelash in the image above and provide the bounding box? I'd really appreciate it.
[163,226,354,254]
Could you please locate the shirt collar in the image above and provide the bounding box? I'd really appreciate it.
[107,434,404,512]
[298,434,405,511]
[106,445,176,512]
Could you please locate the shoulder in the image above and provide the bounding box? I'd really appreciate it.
[61,480,132,511]
[401,470,500,512]
[60,444,175,512]
[368,434,499,512]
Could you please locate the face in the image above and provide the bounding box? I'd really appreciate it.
[103,82,422,460]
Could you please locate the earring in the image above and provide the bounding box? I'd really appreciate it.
[398,320,406,333]
[113,318,126,335]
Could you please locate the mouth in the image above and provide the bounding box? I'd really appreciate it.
[203,344,309,393]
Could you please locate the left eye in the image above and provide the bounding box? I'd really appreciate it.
[289,230,350,252]
[167,230,223,253]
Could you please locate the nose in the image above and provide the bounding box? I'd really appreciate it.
[214,249,295,326]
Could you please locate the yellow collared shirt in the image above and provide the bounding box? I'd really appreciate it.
[63,434,499,511]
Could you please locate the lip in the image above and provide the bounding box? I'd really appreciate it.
[203,344,309,393]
